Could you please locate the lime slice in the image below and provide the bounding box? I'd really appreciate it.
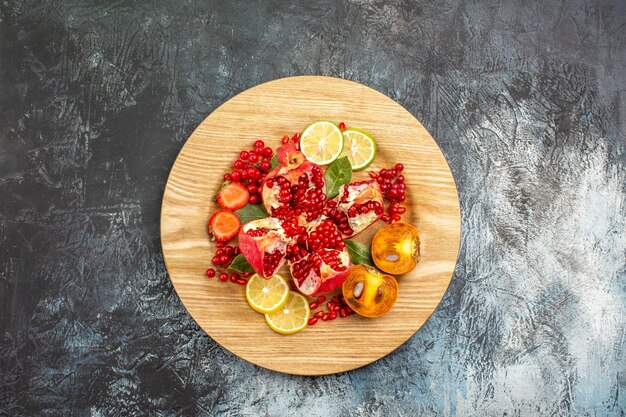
[300,121,344,165]
[339,128,377,171]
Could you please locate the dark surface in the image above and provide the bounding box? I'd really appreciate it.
[1,0,625,416]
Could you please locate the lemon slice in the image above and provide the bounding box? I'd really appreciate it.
[265,291,310,334]
[246,274,290,314]
[339,128,377,171]
[300,121,344,165]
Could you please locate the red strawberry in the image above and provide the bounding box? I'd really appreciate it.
[217,181,249,210]
[208,210,241,242]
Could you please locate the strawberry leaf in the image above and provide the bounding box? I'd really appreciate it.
[235,204,269,224]
[345,240,374,267]
[325,156,352,199]
[229,254,255,273]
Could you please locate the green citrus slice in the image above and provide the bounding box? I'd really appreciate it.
[339,128,377,171]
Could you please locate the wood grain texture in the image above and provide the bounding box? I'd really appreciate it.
[160,76,460,375]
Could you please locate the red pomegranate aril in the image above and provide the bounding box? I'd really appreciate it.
[216,248,224,257]
[205,268,216,278]
[240,151,249,160]
[309,301,319,309]
[397,206,406,214]
[369,171,378,179]
[329,311,337,320]
[322,313,330,321]
[234,159,244,169]
[255,140,265,148]
[219,255,230,264]
[234,247,241,255]
[376,176,385,184]
[314,310,324,319]
[340,309,347,317]
[216,242,226,248]
[212,256,220,265]
[395,163,404,172]
[247,184,258,194]
[265,179,274,188]
[396,175,404,183]
[219,272,229,281]
[292,133,300,142]
[308,317,318,326]
[224,173,231,181]
[380,183,389,192]
[262,147,273,157]
[282,135,290,144]
[317,295,326,303]
[249,194,260,204]
[248,153,259,163]
[260,161,271,171]
[224,246,235,256]
[237,279,247,285]
[242,272,253,277]
[381,213,391,222]
[338,122,346,131]
[231,171,241,181]
[392,214,401,221]
[398,195,406,202]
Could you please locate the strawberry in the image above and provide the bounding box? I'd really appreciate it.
[208,210,241,242]
[217,181,249,210]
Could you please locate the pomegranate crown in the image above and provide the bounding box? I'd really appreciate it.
[276,143,305,169]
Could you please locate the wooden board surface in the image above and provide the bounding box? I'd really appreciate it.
[160,76,461,375]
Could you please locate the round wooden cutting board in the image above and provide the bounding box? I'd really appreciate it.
[160,76,461,375]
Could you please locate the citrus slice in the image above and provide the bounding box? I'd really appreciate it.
[245,274,290,314]
[264,291,310,334]
[300,121,344,165]
[339,128,377,171]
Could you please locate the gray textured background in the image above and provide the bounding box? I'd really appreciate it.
[1,0,625,416]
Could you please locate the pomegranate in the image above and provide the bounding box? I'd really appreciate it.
[286,218,351,296]
[261,144,326,223]
[237,217,289,278]
[325,180,384,236]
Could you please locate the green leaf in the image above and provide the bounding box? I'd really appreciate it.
[325,156,352,199]
[229,254,255,273]
[345,240,375,267]
[270,155,279,170]
[235,204,268,224]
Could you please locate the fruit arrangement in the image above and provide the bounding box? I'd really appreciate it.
[204,121,420,334]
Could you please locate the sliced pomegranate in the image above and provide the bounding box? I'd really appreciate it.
[286,218,351,296]
[261,144,326,223]
[325,180,384,237]
[238,217,289,279]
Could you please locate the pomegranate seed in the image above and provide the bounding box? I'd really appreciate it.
[260,161,271,171]
[282,135,290,144]
[317,295,326,303]
[397,206,406,214]
[322,313,330,321]
[338,122,346,131]
[369,171,378,179]
[292,133,300,142]
[340,309,347,317]
[219,272,229,281]
[262,147,273,157]
[381,213,391,222]
[395,163,404,172]
[240,151,249,160]
[294,142,300,150]
[212,256,220,265]
[380,169,387,177]
[216,242,226,248]
[231,171,241,181]
[255,140,265,148]
[234,159,244,169]
[248,153,259,163]
[392,214,401,221]
[224,173,231,181]
[314,311,324,319]
[308,317,318,326]
[242,272,252,277]
[224,246,235,256]
[219,255,230,264]
[230,273,239,282]
[237,279,247,285]
[216,248,225,257]
[396,175,404,183]
[205,268,216,278]
[247,184,258,194]
[309,301,319,309]
[249,194,260,204]
[386,169,396,178]
[329,311,337,320]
